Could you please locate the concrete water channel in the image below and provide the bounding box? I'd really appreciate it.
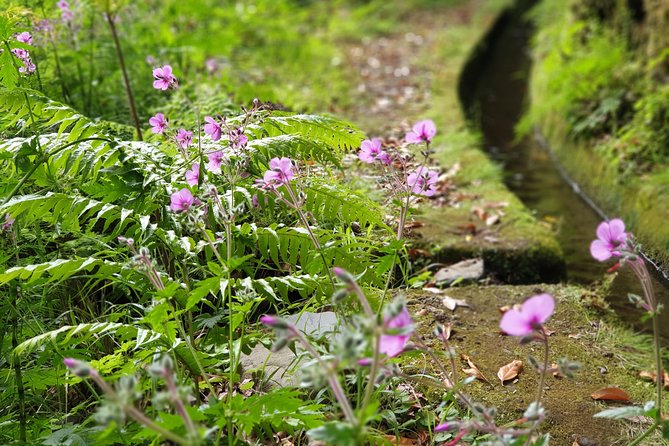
[459,0,669,340]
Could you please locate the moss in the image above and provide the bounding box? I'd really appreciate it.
[401,284,668,444]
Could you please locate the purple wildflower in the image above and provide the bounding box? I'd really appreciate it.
[203,116,222,141]
[11,48,28,60]
[170,188,195,212]
[15,32,32,45]
[500,294,555,337]
[175,129,192,150]
[379,307,413,357]
[229,127,248,150]
[406,167,438,196]
[185,163,199,186]
[152,65,177,90]
[269,157,294,181]
[206,150,226,174]
[57,1,74,22]
[358,138,391,165]
[590,219,628,262]
[149,113,168,134]
[2,214,15,232]
[405,119,437,144]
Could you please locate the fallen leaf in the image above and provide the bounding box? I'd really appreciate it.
[471,206,487,221]
[461,354,490,384]
[408,248,432,259]
[638,370,669,389]
[590,387,630,402]
[442,323,452,340]
[485,214,500,226]
[423,287,445,295]
[498,360,523,384]
[498,304,521,314]
[404,221,425,229]
[383,435,417,446]
[442,296,469,311]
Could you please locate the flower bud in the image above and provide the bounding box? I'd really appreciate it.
[260,315,292,330]
[434,422,459,432]
[64,357,93,378]
[333,267,355,284]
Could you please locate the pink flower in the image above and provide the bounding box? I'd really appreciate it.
[15,32,32,45]
[255,158,294,189]
[407,167,438,196]
[19,59,36,74]
[185,163,199,186]
[269,157,294,182]
[405,119,436,144]
[170,188,195,212]
[206,150,227,174]
[358,138,391,165]
[152,65,177,90]
[175,129,192,149]
[590,219,628,262]
[11,48,29,60]
[57,1,74,22]
[500,294,555,337]
[2,214,15,232]
[149,113,168,134]
[204,116,222,141]
[379,307,413,357]
[230,127,248,149]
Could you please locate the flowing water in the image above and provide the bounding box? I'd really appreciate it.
[459,1,669,338]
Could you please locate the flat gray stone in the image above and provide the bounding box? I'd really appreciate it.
[284,311,339,339]
[241,311,341,387]
[433,258,484,284]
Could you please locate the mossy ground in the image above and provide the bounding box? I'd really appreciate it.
[402,284,669,445]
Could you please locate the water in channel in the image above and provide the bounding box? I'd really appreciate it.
[459,1,669,338]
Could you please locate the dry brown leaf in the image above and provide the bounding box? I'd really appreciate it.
[383,435,418,446]
[471,206,487,221]
[590,387,631,401]
[638,370,669,389]
[442,296,469,311]
[498,360,523,384]
[485,214,500,226]
[442,323,452,341]
[404,221,425,229]
[461,354,490,384]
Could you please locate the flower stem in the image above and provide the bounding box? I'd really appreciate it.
[89,372,190,445]
[105,11,143,141]
[290,329,357,425]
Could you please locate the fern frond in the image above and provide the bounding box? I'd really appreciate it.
[254,113,364,154]
[248,134,341,167]
[303,178,390,230]
[0,257,126,286]
[12,322,156,357]
[0,193,151,236]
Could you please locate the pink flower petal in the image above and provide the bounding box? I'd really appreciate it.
[608,218,627,242]
[590,239,612,262]
[500,309,531,336]
[521,293,555,325]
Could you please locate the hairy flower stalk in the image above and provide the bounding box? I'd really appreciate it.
[119,238,217,397]
[64,359,192,445]
[258,158,335,287]
[378,121,437,309]
[591,219,663,430]
[261,317,357,425]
